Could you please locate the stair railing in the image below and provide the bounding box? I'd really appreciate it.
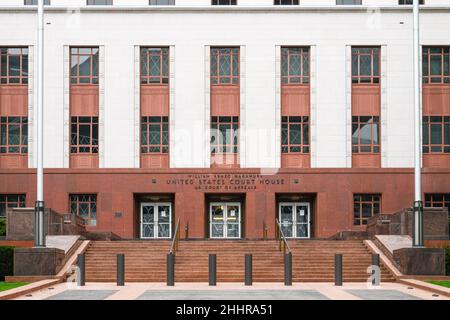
[275,218,291,255]
[169,219,181,255]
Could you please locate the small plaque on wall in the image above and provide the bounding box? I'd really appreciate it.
[114,212,122,218]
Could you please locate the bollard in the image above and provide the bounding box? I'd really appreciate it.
[77,253,85,286]
[245,254,252,286]
[335,254,343,286]
[209,254,217,286]
[167,253,175,286]
[372,253,380,286]
[284,252,292,286]
[117,253,125,286]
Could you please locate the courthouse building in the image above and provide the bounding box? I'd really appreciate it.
[0,0,449,240]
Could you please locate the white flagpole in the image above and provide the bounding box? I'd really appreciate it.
[35,0,45,247]
[412,0,423,247]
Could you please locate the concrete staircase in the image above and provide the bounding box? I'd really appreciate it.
[84,239,395,282]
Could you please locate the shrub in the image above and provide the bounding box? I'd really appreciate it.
[0,219,6,237]
[0,246,14,281]
[446,248,450,276]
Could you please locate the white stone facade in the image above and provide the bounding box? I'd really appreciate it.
[0,2,449,169]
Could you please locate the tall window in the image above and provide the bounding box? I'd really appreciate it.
[352,47,380,84]
[422,47,450,84]
[211,48,239,85]
[0,48,28,85]
[425,194,450,216]
[24,0,51,5]
[87,0,112,5]
[70,194,97,226]
[281,116,309,154]
[149,0,174,5]
[140,47,169,84]
[352,116,380,153]
[281,47,309,84]
[354,194,381,226]
[70,116,98,154]
[0,117,28,154]
[141,116,169,154]
[0,194,25,219]
[70,47,99,85]
[422,116,450,154]
[212,0,236,5]
[274,0,299,4]
[211,116,239,154]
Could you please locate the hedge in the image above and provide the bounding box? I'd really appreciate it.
[0,246,14,281]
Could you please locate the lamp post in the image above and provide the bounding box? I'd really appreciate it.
[34,0,45,247]
[412,0,424,247]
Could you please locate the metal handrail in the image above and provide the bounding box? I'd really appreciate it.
[275,218,291,254]
[169,219,181,255]
[262,221,268,239]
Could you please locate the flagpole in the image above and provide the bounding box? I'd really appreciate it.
[412,0,423,247]
[35,0,45,247]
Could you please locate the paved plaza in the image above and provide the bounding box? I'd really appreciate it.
[13,282,449,300]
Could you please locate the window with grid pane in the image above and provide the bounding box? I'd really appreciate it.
[422,47,450,84]
[149,0,174,4]
[212,0,236,5]
[422,116,450,154]
[87,0,112,5]
[0,48,28,85]
[352,47,380,84]
[70,47,99,85]
[274,0,299,4]
[354,194,381,226]
[70,116,98,154]
[211,48,239,85]
[211,116,239,154]
[281,47,309,84]
[141,116,169,154]
[399,0,424,4]
[0,117,28,154]
[281,116,309,154]
[70,194,97,226]
[140,47,169,85]
[336,0,361,4]
[0,194,25,219]
[352,116,380,153]
[24,0,51,5]
[425,194,450,217]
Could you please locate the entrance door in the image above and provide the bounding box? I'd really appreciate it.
[210,202,241,239]
[279,202,310,238]
[140,202,172,239]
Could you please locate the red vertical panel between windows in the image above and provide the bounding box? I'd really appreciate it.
[69,47,99,169]
[210,47,240,168]
[0,47,29,169]
[140,47,170,169]
[422,47,450,168]
[281,47,310,168]
[351,47,381,168]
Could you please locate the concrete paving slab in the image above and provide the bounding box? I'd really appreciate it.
[45,290,118,300]
[346,289,421,300]
[136,290,329,300]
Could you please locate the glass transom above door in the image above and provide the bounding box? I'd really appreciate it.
[140,202,172,239]
[210,202,241,239]
[279,202,310,239]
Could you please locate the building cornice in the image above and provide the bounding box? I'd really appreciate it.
[1,5,450,14]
